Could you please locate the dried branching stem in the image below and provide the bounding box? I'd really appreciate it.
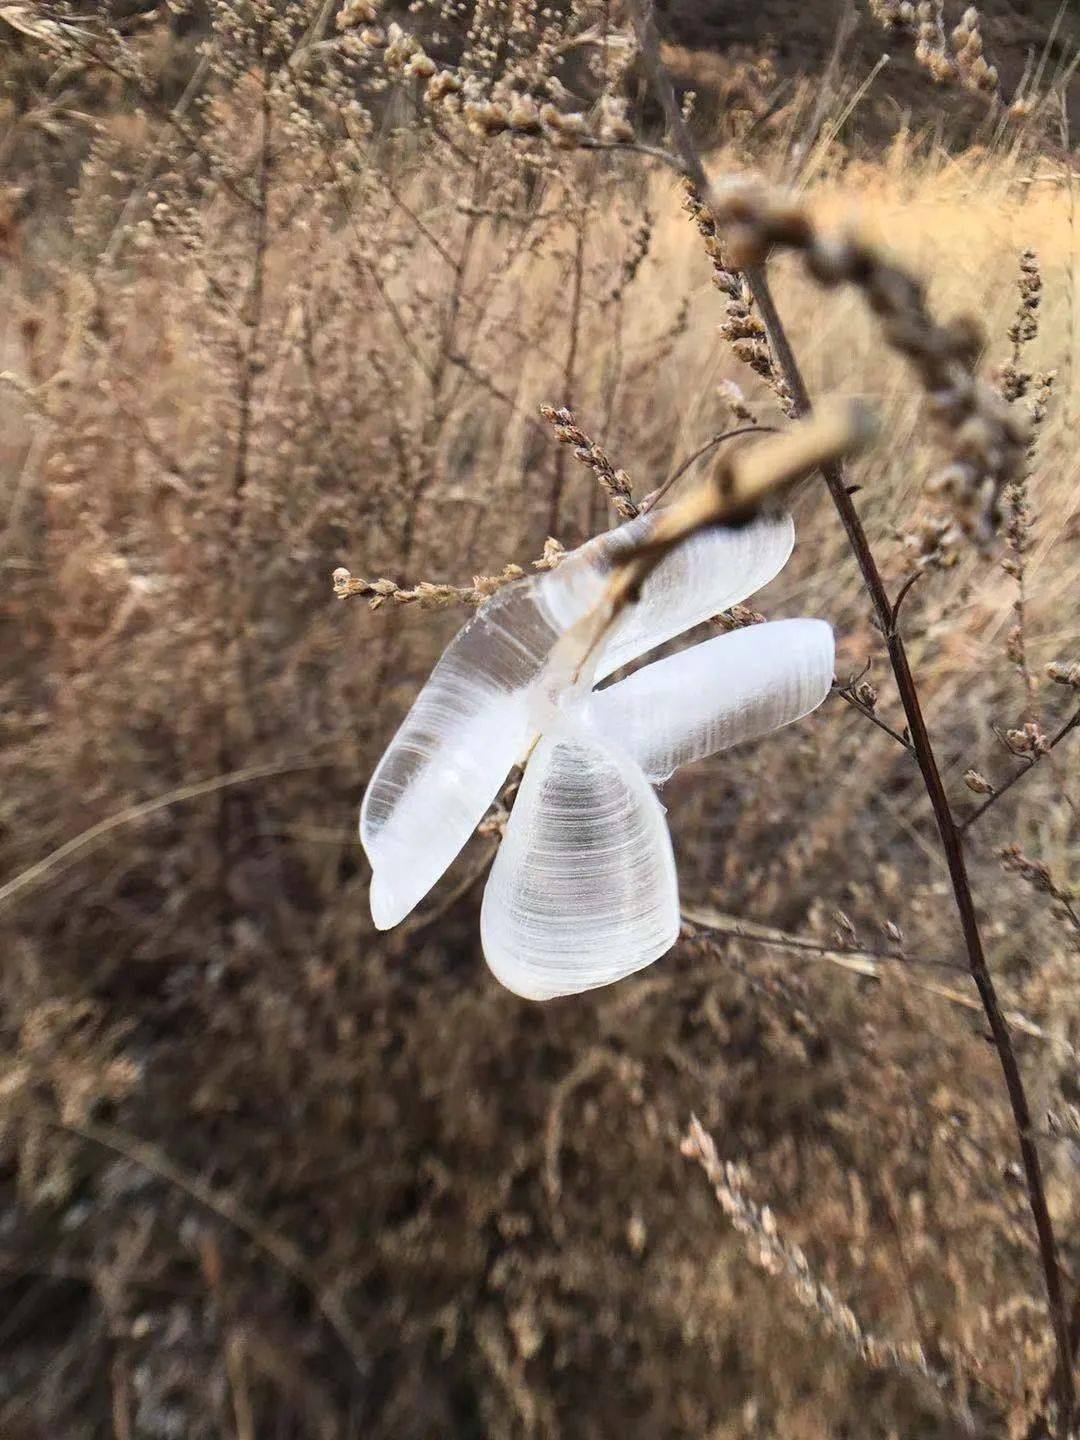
[628,1,1076,1426]
[331,539,566,611]
[681,912,1078,1060]
[961,706,1080,831]
[834,682,914,752]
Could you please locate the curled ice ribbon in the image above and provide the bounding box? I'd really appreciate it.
[361,507,834,999]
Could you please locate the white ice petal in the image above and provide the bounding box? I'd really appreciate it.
[536,509,795,680]
[360,523,637,927]
[480,723,680,999]
[585,618,834,782]
[589,510,795,679]
[361,582,556,927]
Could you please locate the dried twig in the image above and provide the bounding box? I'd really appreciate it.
[331,539,566,610]
[644,425,779,513]
[834,681,914,753]
[585,401,875,667]
[0,758,340,915]
[960,706,1080,832]
[680,911,1079,1061]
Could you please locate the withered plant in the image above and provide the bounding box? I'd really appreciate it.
[1,2,1079,1437]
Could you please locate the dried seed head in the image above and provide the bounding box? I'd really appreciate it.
[1005,721,1048,757]
[718,604,766,631]
[963,768,994,795]
[337,0,380,28]
[1046,660,1080,689]
[999,844,1055,894]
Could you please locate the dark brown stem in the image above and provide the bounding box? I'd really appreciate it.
[891,569,925,626]
[1027,1286,1080,1440]
[761,265,1077,1440]
[629,1,1075,1426]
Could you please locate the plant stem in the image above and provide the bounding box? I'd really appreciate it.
[761,253,1076,1440]
[628,1,1075,1427]
[834,685,913,752]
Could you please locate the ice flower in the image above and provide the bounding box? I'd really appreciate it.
[361,507,834,1000]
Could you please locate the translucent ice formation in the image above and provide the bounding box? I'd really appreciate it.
[586,618,835,783]
[481,722,680,1001]
[360,506,834,998]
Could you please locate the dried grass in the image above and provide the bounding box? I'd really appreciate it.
[1,3,1078,1437]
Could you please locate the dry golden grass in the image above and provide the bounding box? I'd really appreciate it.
[0,4,1078,1437]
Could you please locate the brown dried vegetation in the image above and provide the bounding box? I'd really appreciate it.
[1,3,1079,1438]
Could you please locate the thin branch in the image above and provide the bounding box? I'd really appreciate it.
[684,911,1075,1061]
[681,907,963,972]
[0,757,340,914]
[580,403,873,681]
[960,707,1080,832]
[578,136,681,165]
[399,843,497,938]
[891,569,926,627]
[643,425,779,512]
[834,684,914,752]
